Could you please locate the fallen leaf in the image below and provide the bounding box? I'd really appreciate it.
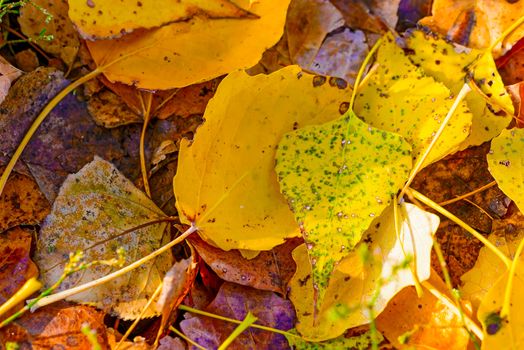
[189,235,301,294]
[0,228,38,319]
[419,0,524,55]
[87,89,143,128]
[157,335,186,350]
[0,302,109,350]
[107,327,151,350]
[376,273,471,349]
[174,66,351,251]
[498,38,524,86]
[69,0,255,40]
[405,29,514,149]
[86,0,290,89]
[330,0,388,33]
[487,128,524,213]
[14,49,39,72]
[288,203,438,341]
[0,168,50,232]
[354,33,472,167]
[276,111,412,305]
[180,282,295,349]
[396,0,433,32]
[0,55,22,105]
[507,83,524,127]
[19,0,80,66]
[285,327,385,349]
[35,157,173,320]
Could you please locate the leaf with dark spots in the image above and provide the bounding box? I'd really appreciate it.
[181,282,295,350]
[189,235,302,295]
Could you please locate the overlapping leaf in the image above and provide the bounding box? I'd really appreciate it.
[354,33,472,167]
[276,112,412,305]
[174,66,351,252]
[487,128,524,213]
[288,203,438,341]
[405,30,514,149]
[87,0,290,89]
[35,157,173,320]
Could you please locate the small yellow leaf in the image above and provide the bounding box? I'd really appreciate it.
[276,112,412,306]
[405,30,514,150]
[289,203,438,341]
[87,0,290,89]
[354,33,472,167]
[174,66,351,251]
[68,0,254,40]
[487,128,524,213]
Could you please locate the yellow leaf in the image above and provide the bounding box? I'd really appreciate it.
[354,33,472,168]
[174,66,351,251]
[405,30,514,149]
[35,157,173,320]
[289,203,438,341]
[86,0,290,89]
[276,111,412,306]
[68,0,255,40]
[487,128,524,213]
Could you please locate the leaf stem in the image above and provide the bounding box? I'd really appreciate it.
[139,91,153,198]
[169,326,207,350]
[349,37,383,110]
[438,181,497,206]
[488,15,524,53]
[407,188,511,267]
[0,277,42,319]
[29,224,197,311]
[218,312,258,350]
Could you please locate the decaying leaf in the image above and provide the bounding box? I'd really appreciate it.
[405,30,514,149]
[419,0,524,55]
[180,282,295,349]
[487,128,524,213]
[87,89,143,128]
[288,203,438,341]
[0,55,22,105]
[0,302,109,349]
[286,328,384,349]
[276,111,412,305]
[19,0,80,66]
[87,0,290,89]
[189,235,301,294]
[174,66,351,251]
[35,157,173,320]
[68,0,255,40]
[354,33,472,167]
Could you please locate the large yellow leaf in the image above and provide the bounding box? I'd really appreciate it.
[288,203,438,341]
[354,33,472,168]
[487,128,524,213]
[174,66,352,252]
[35,157,172,320]
[276,111,412,306]
[405,30,514,149]
[87,0,290,89]
[68,0,254,40]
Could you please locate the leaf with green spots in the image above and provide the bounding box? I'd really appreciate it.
[35,157,172,320]
[275,111,412,306]
[174,66,352,252]
[287,203,438,341]
[354,33,472,168]
[405,30,514,149]
[285,328,384,349]
[487,128,524,213]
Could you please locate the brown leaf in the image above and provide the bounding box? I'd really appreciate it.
[507,82,524,128]
[0,168,50,232]
[0,227,38,319]
[0,302,109,350]
[189,235,301,295]
[87,89,143,128]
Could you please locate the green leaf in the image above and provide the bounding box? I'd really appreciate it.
[405,30,514,149]
[487,128,524,213]
[354,33,472,168]
[285,328,384,349]
[35,157,173,320]
[275,111,412,305]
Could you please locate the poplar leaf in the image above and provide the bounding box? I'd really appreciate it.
[288,203,438,341]
[405,30,514,149]
[276,111,412,306]
[354,33,472,167]
[174,66,351,252]
[35,157,173,320]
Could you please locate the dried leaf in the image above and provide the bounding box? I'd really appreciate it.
[180,282,295,349]
[86,0,290,89]
[0,55,22,105]
[276,111,412,305]
[87,89,143,128]
[354,33,472,167]
[69,0,255,40]
[286,328,384,349]
[35,157,173,320]
[174,66,351,251]
[189,235,301,294]
[288,203,438,341]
